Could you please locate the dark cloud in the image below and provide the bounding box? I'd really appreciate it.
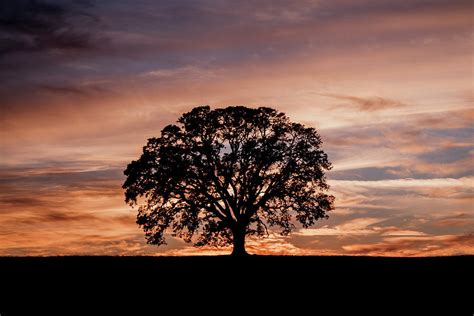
[36,84,89,95]
[428,127,474,140]
[432,214,474,228]
[42,211,98,223]
[103,0,471,67]
[0,195,54,210]
[1,210,100,226]
[314,0,472,18]
[418,146,474,164]
[36,83,107,95]
[0,0,99,56]
[319,93,405,111]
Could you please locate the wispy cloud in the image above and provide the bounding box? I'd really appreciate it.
[295,218,428,238]
[319,94,406,111]
[36,84,108,96]
[331,177,473,189]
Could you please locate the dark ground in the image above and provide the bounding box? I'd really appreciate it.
[0,255,472,314]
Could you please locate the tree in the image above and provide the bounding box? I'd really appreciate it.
[123,106,335,256]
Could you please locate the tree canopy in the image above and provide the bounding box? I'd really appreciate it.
[123,106,335,255]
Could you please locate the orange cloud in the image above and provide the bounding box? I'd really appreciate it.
[163,233,315,256]
[342,234,474,257]
[432,214,474,228]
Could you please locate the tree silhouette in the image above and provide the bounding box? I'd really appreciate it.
[123,106,334,256]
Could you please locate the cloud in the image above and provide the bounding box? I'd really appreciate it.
[0,162,126,242]
[295,217,428,238]
[319,94,406,111]
[331,177,473,189]
[418,146,474,164]
[0,0,100,56]
[324,108,474,181]
[43,211,102,223]
[329,167,403,181]
[342,233,474,256]
[432,214,474,228]
[36,83,108,96]
[0,232,158,256]
[162,246,231,256]
[163,233,313,256]
[296,218,383,237]
[329,176,473,212]
[379,229,427,237]
[37,84,89,95]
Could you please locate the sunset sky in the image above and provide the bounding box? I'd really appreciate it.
[1,0,473,256]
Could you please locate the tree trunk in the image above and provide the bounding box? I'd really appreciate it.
[231,226,248,256]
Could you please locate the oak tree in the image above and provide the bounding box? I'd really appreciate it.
[123,106,334,255]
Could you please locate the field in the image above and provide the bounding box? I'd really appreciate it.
[1,255,472,313]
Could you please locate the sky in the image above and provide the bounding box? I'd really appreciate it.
[0,0,473,256]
